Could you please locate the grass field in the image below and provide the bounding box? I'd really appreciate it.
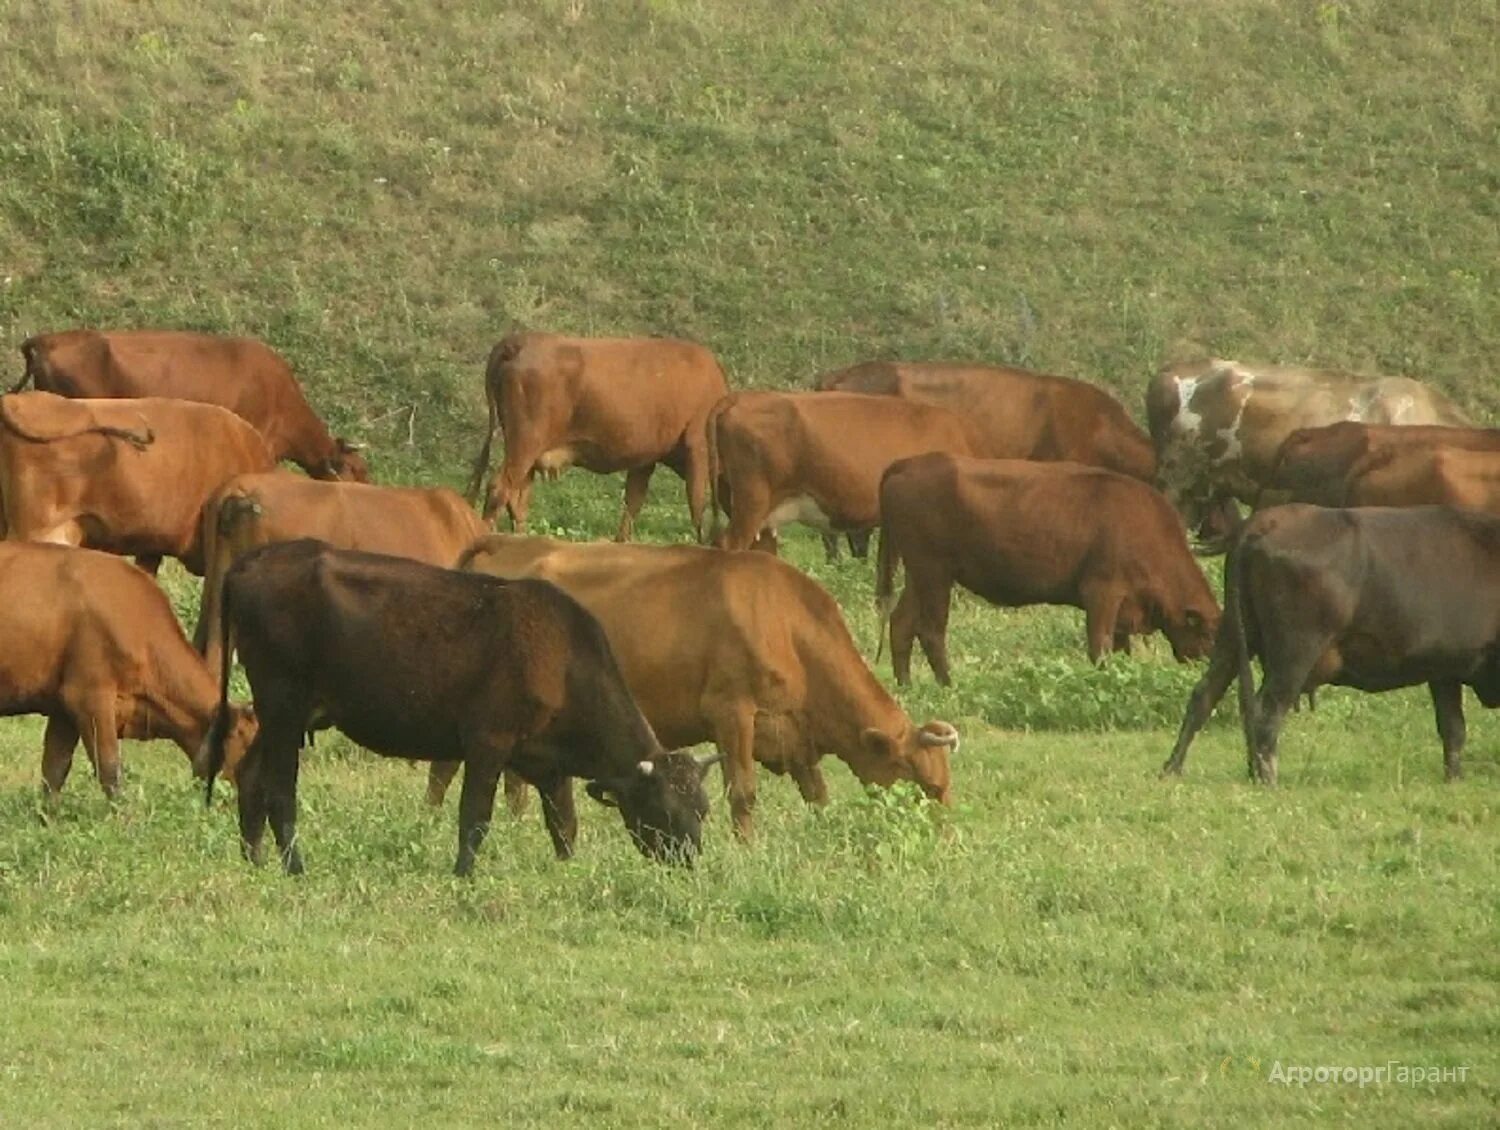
[2,0,1499,1125]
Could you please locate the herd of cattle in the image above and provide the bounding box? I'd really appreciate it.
[2,328,1496,875]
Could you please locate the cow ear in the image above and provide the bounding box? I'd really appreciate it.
[585,780,620,809]
[860,728,899,762]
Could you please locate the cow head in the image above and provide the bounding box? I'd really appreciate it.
[193,704,258,786]
[318,438,371,483]
[1162,605,1220,662]
[853,720,959,804]
[585,749,722,865]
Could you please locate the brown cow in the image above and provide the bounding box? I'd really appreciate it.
[467,332,729,541]
[201,539,718,875]
[876,454,1220,684]
[0,392,277,574]
[707,390,977,552]
[0,541,256,802]
[1145,358,1469,550]
[818,359,1156,481]
[430,535,961,840]
[17,329,369,482]
[1266,422,1500,508]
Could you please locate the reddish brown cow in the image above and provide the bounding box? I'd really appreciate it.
[434,536,960,840]
[707,390,977,553]
[876,454,1220,684]
[0,391,277,574]
[468,333,729,541]
[819,359,1156,481]
[17,329,368,482]
[0,541,256,801]
[1266,421,1500,507]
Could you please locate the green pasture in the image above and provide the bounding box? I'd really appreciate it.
[1,0,1498,1125]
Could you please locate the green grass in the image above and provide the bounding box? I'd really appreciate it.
[2,0,1499,1125]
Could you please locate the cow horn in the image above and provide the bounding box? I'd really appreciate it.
[918,721,961,753]
[692,749,727,771]
[636,759,656,776]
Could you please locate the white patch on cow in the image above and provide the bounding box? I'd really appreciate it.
[764,494,835,534]
[1388,395,1416,423]
[1214,374,1254,465]
[1170,376,1203,437]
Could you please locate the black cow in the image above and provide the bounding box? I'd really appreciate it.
[1163,504,1500,783]
[200,539,719,875]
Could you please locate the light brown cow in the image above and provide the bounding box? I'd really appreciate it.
[195,473,488,675]
[467,333,729,541]
[707,390,977,552]
[876,454,1220,684]
[1266,421,1500,507]
[0,391,277,574]
[428,535,961,840]
[0,541,256,801]
[17,329,368,482]
[1145,359,1469,550]
[818,359,1156,481]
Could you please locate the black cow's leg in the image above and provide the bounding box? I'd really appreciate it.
[820,532,842,562]
[889,585,919,686]
[1429,680,1466,780]
[426,760,460,806]
[235,744,269,866]
[1248,674,1302,786]
[263,738,304,876]
[455,759,503,876]
[538,774,578,860]
[1162,644,1237,776]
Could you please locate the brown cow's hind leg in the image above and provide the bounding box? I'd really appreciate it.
[40,714,80,806]
[616,464,655,542]
[536,773,577,860]
[710,700,758,840]
[455,756,505,876]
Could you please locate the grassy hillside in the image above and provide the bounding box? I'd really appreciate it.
[2,0,1497,495]
[1,1,1498,1125]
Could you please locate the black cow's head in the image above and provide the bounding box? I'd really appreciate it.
[585,749,722,865]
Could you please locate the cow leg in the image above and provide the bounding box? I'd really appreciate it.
[262,738,305,876]
[488,439,546,528]
[1246,673,1303,786]
[235,743,269,865]
[820,532,842,562]
[889,584,919,686]
[40,714,81,806]
[236,695,307,868]
[455,758,504,876]
[73,698,123,801]
[425,759,460,806]
[911,573,955,686]
[1161,643,1237,776]
[134,554,163,577]
[1083,587,1127,665]
[722,483,772,553]
[1429,680,1466,780]
[537,774,578,860]
[615,464,656,542]
[711,701,759,840]
[788,760,829,806]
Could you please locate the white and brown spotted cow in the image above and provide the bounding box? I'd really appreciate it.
[1145,359,1468,551]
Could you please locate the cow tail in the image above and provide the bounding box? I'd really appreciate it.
[873,525,900,664]
[704,396,726,545]
[10,338,38,393]
[1226,534,1258,763]
[202,570,238,806]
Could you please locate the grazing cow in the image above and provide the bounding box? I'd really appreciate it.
[707,390,977,552]
[467,332,729,541]
[17,329,368,481]
[876,454,1219,684]
[818,359,1156,481]
[1164,504,1500,783]
[430,535,961,840]
[0,391,277,574]
[0,542,256,802]
[1145,358,1468,550]
[1267,421,1500,508]
[200,539,718,875]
